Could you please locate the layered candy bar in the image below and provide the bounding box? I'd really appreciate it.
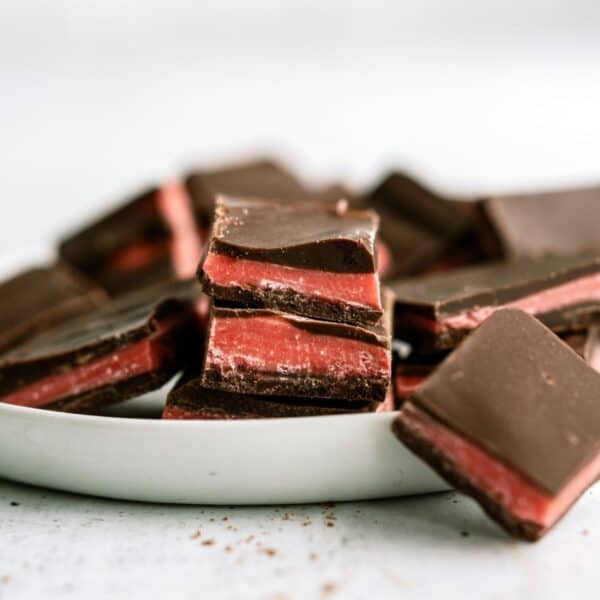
[201,197,383,325]
[163,374,385,420]
[200,294,392,402]
[0,280,203,413]
[393,253,600,352]
[393,309,600,541]
[368,172,485,279]
[60,182,205,296]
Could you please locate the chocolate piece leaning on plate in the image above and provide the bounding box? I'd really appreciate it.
[59,182,205,296]
[185,158,310,229]
[393,309,600,541]
[0,280,204,413]
[201,292,393,402]
[477,184,600,259]
[163,375,384,420]
[0,263,107,353]
[201,196,383,325]
[393,253,600,352]
[367,172,485,280]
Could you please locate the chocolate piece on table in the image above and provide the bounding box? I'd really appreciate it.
[368,172,485,280]
[393,309,600,541]
[0,280,203,413]
[392,253,600,352]
[185,159,309,229]
[0,264,107,353]
[59,182,205,296]
[201,292,393,402]
[163,374,382,420]
[478,185,600,259]
[201,196,383,325]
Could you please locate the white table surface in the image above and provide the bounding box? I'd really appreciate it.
[2,2,600,598]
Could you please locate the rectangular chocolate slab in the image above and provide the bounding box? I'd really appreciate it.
[0,280,203,413]
[0,263,107,353]
[368,172,485,279]
[393,253,600,351]
[185,159,310,228]
[201,196,383,325]
[59,182,204,296]
[393,309,600,541]
[201,292,392,402]
[164,375,382,419]
[478,184,600,259]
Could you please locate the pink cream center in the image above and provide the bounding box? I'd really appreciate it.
[402,273,600,333]
[207,314,390,379]
[203,252,382,312]
[0,325,177,408]
[399,403,600,528]
[156,182,205,278]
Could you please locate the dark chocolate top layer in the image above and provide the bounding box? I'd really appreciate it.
[211,287,393,349]
[185,159,310,227]
[0,263,107,352]
[392,253,600,318]
[411,309,600,495]
[0,279,202,393]
[481,185,600,259]
[207,196,379,273]
[167,375,377,418]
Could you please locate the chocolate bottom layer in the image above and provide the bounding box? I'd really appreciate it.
[202,364,389,403]
[46,368,176,414]
[202,278,382,327]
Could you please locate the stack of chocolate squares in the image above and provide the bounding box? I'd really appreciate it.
[164,196,393,419]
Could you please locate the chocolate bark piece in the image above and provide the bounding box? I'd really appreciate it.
[164,375,380,419]
[0,280,203,413]
[201,197,383,325]
[0,263,107,353]
[59,182,204,296]
[393,309,600,541]
[478,185,600,259]
[185,159,309,228]
[201,292,393,402]
[392,253,600,352]
[368,172,485,280]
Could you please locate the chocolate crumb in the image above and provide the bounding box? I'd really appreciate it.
[9,502,19,507]
[460,531,470,538]
[225,545,233,553]
[321,581,337,596]
[262,548,277,557]
[245,535,255,543]
[326,522,335,528]
[190,530,201,540]
[222,517,228,521]
[321,502,336,509]
[201,538,216,546]
[309,553,318,561]
[302,521,311,527]
[1,576,11,585]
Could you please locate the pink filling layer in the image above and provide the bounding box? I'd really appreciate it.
[156,182,205,278]
[207,314,390,380]
[400,403,600,528]
[0,326,177,408]
[203,252,382,313]
[401,273,600,333]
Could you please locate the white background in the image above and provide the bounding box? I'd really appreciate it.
[1,1,600,598]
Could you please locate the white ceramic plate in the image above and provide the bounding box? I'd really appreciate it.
[0,391,448,504]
